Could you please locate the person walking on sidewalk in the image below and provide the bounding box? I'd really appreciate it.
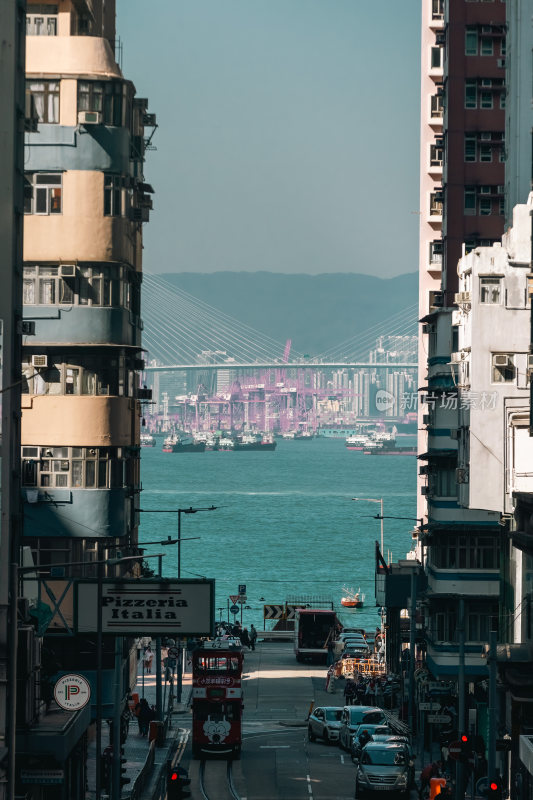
[240,627,251,649]
[143,645,154,674]
[250,624,257,651]
[135,698,153,737]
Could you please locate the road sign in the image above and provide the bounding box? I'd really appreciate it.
[168,646,179,659]
[448,740,462,760]
[263,604,283,620]
[238,584,246,595]
[237,595,247,604]
[54,673,91,711]
[285,604,298,620]
[427,714,452,724]
[476,777,489,798]
[230,604,240,615]
[419,702,442,711]
[21,770,64,785]
[229,595,240,603]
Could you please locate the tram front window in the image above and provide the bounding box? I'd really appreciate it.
[194,700,239,721]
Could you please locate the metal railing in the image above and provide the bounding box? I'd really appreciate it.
[125,740,155,800]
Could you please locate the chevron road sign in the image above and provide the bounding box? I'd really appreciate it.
[285,605,298,620]
[263,604,284,620]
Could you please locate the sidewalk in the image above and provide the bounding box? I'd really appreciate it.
[86,656,193,800]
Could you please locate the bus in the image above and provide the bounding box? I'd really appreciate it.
[191,643,244,759]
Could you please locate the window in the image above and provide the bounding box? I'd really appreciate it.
[430,193,443,216]
[26,81,59,124]
[429,240,443,264]
[464,135,476,162]
[21,446,132,490]
[78,80,123,126]
[492,353,515,383]
[104,176,128,217]
[499,198,505,215]
[480,37,494,56]
[26,6,58,35]
[434,468,457,497]
[24,173,62,215]
[480,91,493,109]
[431,94,444,118]
[500,92,506,110]
[22,264,136,310]
[464,186,476,215]
[432,0,444,18]
[479,197,492,215]
[430,143,443,167]
[465,81,477,108]
[480,277,501,304]
[432,534,500,570]
[465,29,478,55]
[431,47,442,69]
[467,603,498,641]
[479,144,492,162]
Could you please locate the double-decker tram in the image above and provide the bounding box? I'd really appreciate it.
[191,643,244,759]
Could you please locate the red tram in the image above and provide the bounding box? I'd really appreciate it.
[191,643,244,759]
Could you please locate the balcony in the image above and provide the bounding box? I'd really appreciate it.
[427,564,500,597]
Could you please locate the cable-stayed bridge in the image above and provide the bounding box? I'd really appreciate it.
[142,274,418,371]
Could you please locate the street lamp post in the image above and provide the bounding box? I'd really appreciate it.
[352,497,384,554]
[136,505,218,703]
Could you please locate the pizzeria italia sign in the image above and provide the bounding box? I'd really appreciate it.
[76,579,214,636]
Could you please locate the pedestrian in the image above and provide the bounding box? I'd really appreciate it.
[250,624,257,651]
[135,698,152,737]
[374,678,384,708]
[143,645,154,674]
[419,761,442,800]
[377,640,385,664]
[240,627,251,649]
[344,678,356,706]
[364,678,375,704]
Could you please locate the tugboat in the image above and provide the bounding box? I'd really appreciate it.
[233,433,277,451]
[162,433,206,453]
[340,587,365,608]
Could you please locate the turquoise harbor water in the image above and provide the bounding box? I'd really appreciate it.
[138,437,417,633]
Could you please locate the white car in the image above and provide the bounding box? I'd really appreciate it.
[307,706,343,745]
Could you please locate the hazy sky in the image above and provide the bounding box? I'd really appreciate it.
[116,1,421,277]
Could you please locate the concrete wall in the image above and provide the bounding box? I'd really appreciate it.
[21,396,136,446]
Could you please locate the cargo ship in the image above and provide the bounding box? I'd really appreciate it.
[162,433,206,453]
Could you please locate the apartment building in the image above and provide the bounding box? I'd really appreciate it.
[15,2,154,796]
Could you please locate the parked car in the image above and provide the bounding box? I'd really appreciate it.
[307,706,343,745]
[338,706,386,751]
[354,741,415,797]
[349,725,392,763]
[342,642,371,658]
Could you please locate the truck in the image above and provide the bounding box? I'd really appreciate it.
[294,608,340,663]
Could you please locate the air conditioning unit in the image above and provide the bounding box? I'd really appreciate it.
[435,32,446,45]
[421,486,429,496]
[449,429,459,440]
[422,323,435,335]
[494,354,512,367]
[480,132,492,141]
[419,465,431,476]
[137,388,152,400]
[78,110,102,125]
[497,59,506,68]
[31,355,47,368]
[456,468,469,484]
[423,414,431,425]
[481,79,492,87]
[58,264,76,278]
[527,354,533,370]
[18,320,35,336]
[450,352,463,364]
[143,112,157,127]
[479,186,491,194]
[454,291,471,304]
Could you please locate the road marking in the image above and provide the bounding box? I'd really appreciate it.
[307,774,313,798]
[259,744,292,749]
[340,754,345,764]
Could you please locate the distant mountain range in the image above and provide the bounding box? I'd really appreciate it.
[153,271,418,356]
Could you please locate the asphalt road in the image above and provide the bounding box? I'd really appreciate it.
[180,641,419,800]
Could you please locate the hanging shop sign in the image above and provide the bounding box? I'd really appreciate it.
[76,579,214,636]
[54,673,91,711]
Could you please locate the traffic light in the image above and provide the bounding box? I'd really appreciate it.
[167,761,191,799]
[119,746,130,789]
[459,734,472,763]
[487,778,502,800]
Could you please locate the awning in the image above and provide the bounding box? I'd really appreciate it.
[418,450,457,460]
